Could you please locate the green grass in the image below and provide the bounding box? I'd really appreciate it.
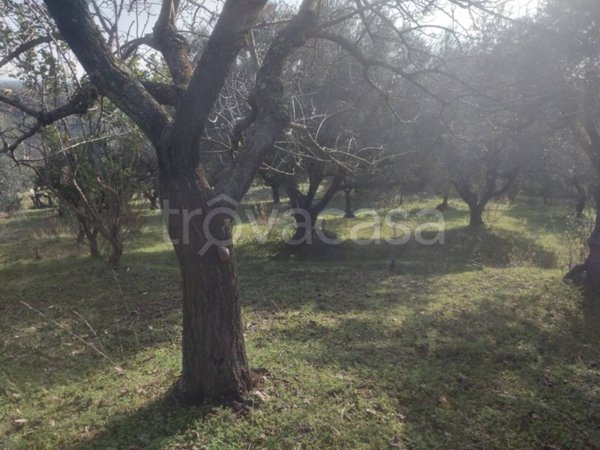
[1,193,599,449]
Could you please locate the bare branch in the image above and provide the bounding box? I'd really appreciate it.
[0,92,42,118]
[166,0,268,173]
[313,30,447,104]
[216,0,320,201]
[121,34,154,59]
[153,0,194,86]
[43,0,172,148]
[0,35,54,69]
[230,94,257,152]
[1,122,42,156]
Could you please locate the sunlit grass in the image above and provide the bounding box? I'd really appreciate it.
[1,192,599,449]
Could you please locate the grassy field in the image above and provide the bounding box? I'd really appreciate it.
[1,193,599,449]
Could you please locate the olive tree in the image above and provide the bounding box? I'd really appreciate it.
[0,0,510,404]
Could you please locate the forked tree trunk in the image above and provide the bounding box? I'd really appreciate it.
[41,0,319,408]
[343,188,355,219]
[163,180,251,404]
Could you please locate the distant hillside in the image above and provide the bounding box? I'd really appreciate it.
[0,78,23,91]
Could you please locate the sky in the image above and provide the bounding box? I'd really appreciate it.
[0,0,540,81]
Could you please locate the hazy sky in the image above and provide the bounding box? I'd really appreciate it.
[0,0,539,81]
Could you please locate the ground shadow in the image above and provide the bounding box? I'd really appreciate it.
[1,199,588,448]
[272,278,600,448]
[244,226,559,276]
[0,249,182,391]
[62,386,218,450]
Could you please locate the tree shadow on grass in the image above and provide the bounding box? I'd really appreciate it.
[0,205,576,448]
[272,277,599,448]
[244,226,559,277]
[0,250,182,391]
[62,386,219,450]
[503,199,575,236]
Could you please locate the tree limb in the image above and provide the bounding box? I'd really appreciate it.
[152,0,193,86]
[166,0,268,173]
[313,30,447,104]
[0,84,98,155]
[140,81,185,107]
[0,35,54,69]
[43,0,171,148]
[215,0,320,201]
[230,94,258,152]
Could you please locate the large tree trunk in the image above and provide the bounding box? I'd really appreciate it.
[41,0,318,407]
[468,203,485,227]
[178,247,251,403]
[163,180,251,404]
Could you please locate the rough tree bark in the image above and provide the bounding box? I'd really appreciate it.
[469,204,485,227]
[40,0,320,403]
[160,178,251,402]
